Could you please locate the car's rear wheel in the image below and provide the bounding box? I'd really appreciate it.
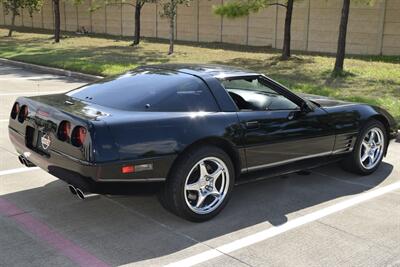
[160,146,234,222]
[342,119,387,175]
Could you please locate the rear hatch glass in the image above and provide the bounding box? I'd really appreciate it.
[67,69,218,112]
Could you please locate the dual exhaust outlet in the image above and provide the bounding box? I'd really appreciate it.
[18,155,36,167]
[18,155,91,200]
[68,184,87,200]
[68,184,97,200]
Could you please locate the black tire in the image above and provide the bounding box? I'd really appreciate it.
[342,119,387,175]
[159,146,235,222]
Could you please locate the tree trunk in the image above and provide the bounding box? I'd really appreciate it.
[334,0,350,74]
[281,0,294,60]
[8,11,16,37]
[53,0,61,43]
[168,14,175,55]
[133,2,142,45]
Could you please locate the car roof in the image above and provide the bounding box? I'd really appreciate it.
[139,64,260,79]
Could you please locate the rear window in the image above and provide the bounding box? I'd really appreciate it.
[66,69,219,112]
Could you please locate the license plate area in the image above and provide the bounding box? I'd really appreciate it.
[36,131,50,153]
[25,126,50,156]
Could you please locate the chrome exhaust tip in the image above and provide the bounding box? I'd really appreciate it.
[68,184,77,195]
[18,155,25,165]
[18,155,36,167]
[24,159,36,167]
[76,188,85,200]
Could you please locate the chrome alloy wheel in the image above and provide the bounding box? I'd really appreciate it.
[360,127,384,170]
[184,157,230,215]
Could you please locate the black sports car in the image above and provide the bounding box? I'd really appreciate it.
[8,64,398,221]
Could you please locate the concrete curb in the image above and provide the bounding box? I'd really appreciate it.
[0,58,103,82]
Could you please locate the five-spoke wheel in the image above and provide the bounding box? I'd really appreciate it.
[342,119,387,175]
[360,127,384,170]
[184,157,230,214]
[161,146,234,222]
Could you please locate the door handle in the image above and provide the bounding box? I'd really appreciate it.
[245,121,259,129]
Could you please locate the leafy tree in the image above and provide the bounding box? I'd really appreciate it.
[91,0,156,46]
[333,0,375,75]
[214,0,296,60]
[159,0,192,55]
[1,0,42,37]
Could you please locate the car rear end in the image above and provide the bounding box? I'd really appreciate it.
[8,95,100,190]
[8,92,176,194]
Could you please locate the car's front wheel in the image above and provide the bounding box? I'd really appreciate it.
[342,119,387,175]
[161,146,234,222]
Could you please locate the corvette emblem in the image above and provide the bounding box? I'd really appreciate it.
[41,134,51,150]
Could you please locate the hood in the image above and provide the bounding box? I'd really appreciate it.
[299,93,352,108]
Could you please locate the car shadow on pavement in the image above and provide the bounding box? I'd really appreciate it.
[0,162,394,266]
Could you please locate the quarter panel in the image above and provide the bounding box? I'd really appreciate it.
[103,112,243,162]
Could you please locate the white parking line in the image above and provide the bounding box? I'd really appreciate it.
[0,91,63,96]
[165,180,400,267]
[0,167,40,176]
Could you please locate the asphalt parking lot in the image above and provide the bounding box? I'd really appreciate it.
[0,62,399,267]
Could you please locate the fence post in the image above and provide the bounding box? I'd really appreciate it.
[246,12,249,45]
[105,4,107,34]
[304,0,311,51]
[21,7,24,26]
[175,5,178,40]
[272,4,278,48]
[63,1,66,31]
[76,4,79,31]
[220,0,223,42]
[195,0,199,42]
[155,2,158,38]
[41,5,44,28]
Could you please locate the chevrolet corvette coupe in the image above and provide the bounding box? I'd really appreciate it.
[9,64,398,221]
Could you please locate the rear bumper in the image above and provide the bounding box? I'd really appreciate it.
[9,127,176,191]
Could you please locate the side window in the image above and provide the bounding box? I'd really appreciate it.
[221,78,298,111]
[153,78,219,112]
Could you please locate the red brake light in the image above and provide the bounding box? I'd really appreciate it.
[121,165,135,174]
[18,105,28,123]
[11,102,20,119]
[58,121,71,141]
[71,126,87,147]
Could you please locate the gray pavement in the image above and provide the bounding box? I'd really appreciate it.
[0,62,399,267]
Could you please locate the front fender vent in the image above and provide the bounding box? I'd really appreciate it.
[333,133,357,154]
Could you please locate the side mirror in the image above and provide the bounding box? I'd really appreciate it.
[300,101,313,113]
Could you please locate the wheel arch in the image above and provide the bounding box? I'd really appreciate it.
[167,137,242,181]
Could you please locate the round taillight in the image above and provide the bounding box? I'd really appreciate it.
[57,121,71,141]
[18,105,28,123]
[71,126,87,147]
[11,102,20,119]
